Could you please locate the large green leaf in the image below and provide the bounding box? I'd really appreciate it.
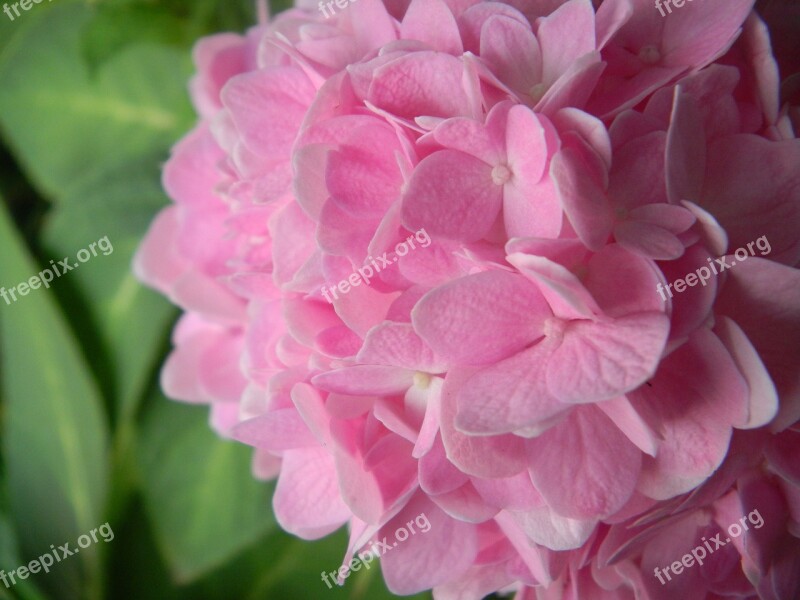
[0,199,110,600]
[232,529,434,600]
[135,434,432,599]
[0,2,192,421]
[0,510,48,600]
[137,399,277,583]
[40,155,177,423]
[0,4,193,199]
[105,498,190,600]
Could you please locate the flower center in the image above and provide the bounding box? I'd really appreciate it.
[639,45,661,64]
[491,164,512,185]
[529,82,548,103]
[413,371,432,389]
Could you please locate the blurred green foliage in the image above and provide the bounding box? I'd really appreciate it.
[0,1,431,598]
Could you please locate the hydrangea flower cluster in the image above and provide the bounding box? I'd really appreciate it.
[135,0,800,597]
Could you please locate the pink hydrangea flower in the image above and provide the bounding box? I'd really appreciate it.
[135,0,800,597]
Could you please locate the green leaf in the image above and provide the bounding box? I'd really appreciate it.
[81,4,190,69]
[105,497,190,600]
[236,529,434,600]
[0,2,192,421]
[40,155,177,422]
[138,399,277,583]
[0,4,194,200]
[0,509,48,600]
[0,199,110,600]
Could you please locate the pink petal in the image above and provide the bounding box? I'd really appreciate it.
[661,0,756,69]
[526,406,641,520]
[507,252,602,319]
[680,200,728,256]
[504,177,564,239]
[326,122,404,217]
[457,2,528,53]
[608,131,668,210]
[133,207,188,293]
[419,435,469,495]
[232,409,317,450]
[412,270,548,365]
[535,0,596,86]
[163,125,226,208]
[171,269,245,323]
[583,243,665,317]
[367,52,471,119]
[506,105,549,185]
[315,325,363,358]
[550,146,614,251]
[493,512,553,586]
[313,365,414,396]
[480,14,541,95]
[161,323,211,403]
[472,471,544,512]
[401,0,463,54]
[597,396,659,457]
[412,378,443,458]
[380,494,479,595]
[273,447,351,539]
[547,312,670,403]
[656,244,718,341]
[504,506,596,551]
[330,281,399,337]
[197,332,247,403]
[666,89,706,204]
[614,220,686,260]
[700,135,800,265]
[430,116,503,164]
[455,342,569,436]
[631,329,749,500]
[221,67,314,161]
[594,0,633,49]
[552,107,613,169]
[629,203,696,233]
[440,367,528,478]
[317,200,375,260]
[431,482,499,523]
[714,317,779,429]
[269,202,318,289]
[401,150,501,242]
[358,321,447,372]
[715,258,800,431]
[536,53,606,116]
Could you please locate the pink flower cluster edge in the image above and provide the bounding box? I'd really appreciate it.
[133,0,800,598]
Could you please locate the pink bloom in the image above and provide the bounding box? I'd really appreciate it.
[135,0,800,597]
